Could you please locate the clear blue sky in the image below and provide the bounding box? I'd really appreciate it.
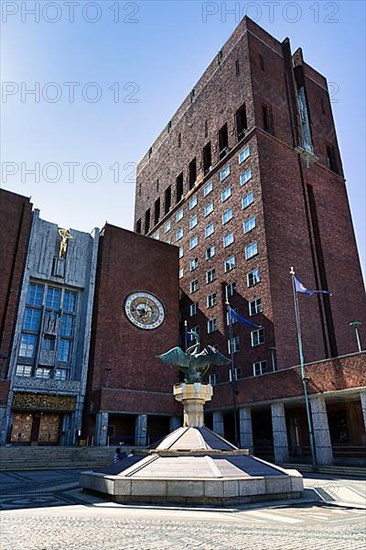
[1,1,365,278]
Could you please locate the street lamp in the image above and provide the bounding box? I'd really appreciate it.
[350,321,362,352]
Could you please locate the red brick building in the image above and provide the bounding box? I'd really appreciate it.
[0,190,33,443]
[134,17,366,464]
[83,224,180,446]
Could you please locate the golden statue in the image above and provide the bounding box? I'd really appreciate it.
[58,228,73,259]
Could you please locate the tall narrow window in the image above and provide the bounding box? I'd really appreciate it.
[262,103,274,135]
[154,198,160,226]
[235,59,240,76]
[176,172,184,203]
[204,119,208,138]
[236,103,247,141]
[259,54,265,71]
[203,142,212,174]
[144,209,150,235]
[326,145,338,173]
[189,158,197,189]
[165,186,172,214]
[178,133,182,147]
[219,123,229,159]
[135,219,142,234]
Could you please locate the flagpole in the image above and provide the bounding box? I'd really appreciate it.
[290,267,317,470]
[225,296,239,448]
[184,320,188,351]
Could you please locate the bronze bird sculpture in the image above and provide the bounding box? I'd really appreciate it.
[157,329,231,383]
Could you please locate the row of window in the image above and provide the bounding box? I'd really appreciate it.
[137,142,251,236]
[208,360,272,385]
[175,213,256,244]
[15,365,70,380]
[190,295,262,316]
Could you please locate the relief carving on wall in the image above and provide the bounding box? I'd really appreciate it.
[12,392,76,412]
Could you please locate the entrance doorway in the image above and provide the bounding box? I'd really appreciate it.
[10,412,61,445]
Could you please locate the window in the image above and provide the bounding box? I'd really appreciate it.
[189,303,197,317]
[240,168,252,186]
[178,132,181,147]
[236,103,247,141]
[229,367,243,381]
[222,208,233,225]
[16,365,32,377]
[253,360,268,376]
[176,208,184,222]
[326,145,338,173]
[209,373,220,385]
[247,268,261,287]
[242,191,254,210]
[165,238,171,244]
[179,267,184,279]
[46,287,62,309]
[249,298,263,316]
[225,281,236,299]
[27,283,44,306]
[189,158,197,189]
[23,308,41,331]
[179,246,184,259]
[205,223,215,239]
[60,315,74,337]
[219,123,229,158]
[203,142,212,174]
[235,59,240,76]
[245,242,258,260]
[207,318,218,333]
[251,328,265,347]
[176,173,184,204]
[154,198,160,226]
[262,103,274,134]
[223,232,234,248]
[259,54,265,71]
[189,195,198,210]
[239,145,250,164]
[206,268,216,284]
[55,369,69,380]
[152,231,159,240]
[189,214,198,230]
[224,255,236,273]
[207,293,217,308]
[135,219,142,234]
[221,185,231,202]
[189,236,198,250]
[35,368,51,379]
[176,228,184,241]
[220,165,231,181]
[64,290,77,312]
[164,221,171,233]
[190,280,199,293]
[204,181,213,197]
[204,119,208,138]
[189,258,198,271]
[244,215,256,234]
[144,209,151,235]
[205,245,215,260]
[58,338,72,362]
[228,336,240,354]
[19,334,37,358]
[165,186,172,214]
[204,202,213,217]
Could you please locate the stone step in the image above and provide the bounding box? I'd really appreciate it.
[282,463,366,477]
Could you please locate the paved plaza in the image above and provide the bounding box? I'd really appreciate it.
[0,469,365,549]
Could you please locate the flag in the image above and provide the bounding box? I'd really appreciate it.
[294,276,331,296]
[228,306,261,329]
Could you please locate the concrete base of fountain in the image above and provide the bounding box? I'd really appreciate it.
[80,384,303,506]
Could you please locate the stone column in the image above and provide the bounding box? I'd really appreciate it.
[0,406,7,445]
[95,411,109,446]
[310,396,333,465]
[212,411,224,437]
[271,402,289,463]
[135,414,148,447]
[360,392,366,433]
[239,407,253,453]
[170,416,181,432]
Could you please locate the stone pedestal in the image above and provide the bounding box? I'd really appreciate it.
[173,383,212,428]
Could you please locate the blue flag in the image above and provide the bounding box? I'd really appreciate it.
[228,306,261,329]
[294,276,331,296]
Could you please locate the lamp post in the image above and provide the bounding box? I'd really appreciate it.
[350,321,362,352]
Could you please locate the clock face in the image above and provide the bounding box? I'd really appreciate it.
[124,292,165,330]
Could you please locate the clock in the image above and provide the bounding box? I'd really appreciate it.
[124,292,165,330]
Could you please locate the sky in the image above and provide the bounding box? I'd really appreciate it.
[1,0,365,276]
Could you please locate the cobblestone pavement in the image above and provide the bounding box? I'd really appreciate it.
[0,470,365,549]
